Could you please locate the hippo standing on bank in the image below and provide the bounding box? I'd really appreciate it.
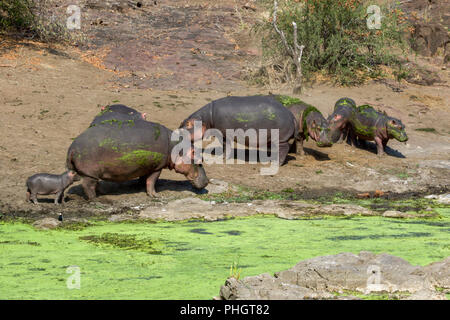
[26,171,79,204]
[67,118,208,200]
[180,95,299,165]
[90,104,146,127]
[327,97,357,144]
[284,99,333,155]
[347,105,408,156]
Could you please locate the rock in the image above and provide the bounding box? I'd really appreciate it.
[204,179,229,194]
[32,217,61,230]
[138,199,374,222]
[219,252,449,300]
[411,22,449,57]
[108,214,136,222]
[424,257,450,289]
[382,210,413,218]
[424,194,450,204]
[404,289,446,300]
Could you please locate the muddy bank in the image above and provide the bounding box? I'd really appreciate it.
[219,252,450,300]
[2,189,448,224]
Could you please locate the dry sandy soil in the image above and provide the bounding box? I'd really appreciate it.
[0,0,449,220]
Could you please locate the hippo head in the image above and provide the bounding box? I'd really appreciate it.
[386,118,408,142]
[306,114,333,147]
[172,147,209,189]
[327,113,347,143]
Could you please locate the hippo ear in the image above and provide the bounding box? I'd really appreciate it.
[311,120,316,128]
[142,113,147,120]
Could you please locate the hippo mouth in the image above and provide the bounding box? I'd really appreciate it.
[398,135,408,142]
[190,165,209,189]
[316,141,333,148]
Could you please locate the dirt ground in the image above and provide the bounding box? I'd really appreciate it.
[0,0,449,220]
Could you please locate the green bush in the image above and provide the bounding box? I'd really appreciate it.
[0,0,83,43]
[0,0,34,31]
[254,0,410,86]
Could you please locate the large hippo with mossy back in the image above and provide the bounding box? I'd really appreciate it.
[180,95,299,165]
[67,117,208,200]
[345,105,408,156]
[279,96,333,155]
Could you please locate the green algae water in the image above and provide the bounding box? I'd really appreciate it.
[1,208,449,299]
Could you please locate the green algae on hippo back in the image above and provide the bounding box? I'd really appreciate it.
[334,97,357,110]
[118,150,164,167]
[276,95,301,107]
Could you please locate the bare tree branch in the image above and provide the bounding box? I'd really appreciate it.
[272,0,305,93]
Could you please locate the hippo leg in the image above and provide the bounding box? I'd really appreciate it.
[54,192,62,204]
[289,141,297,154]
[374,136,385,156]
[26,190,31,202]
[348,130,358,147]
[30,193,38,204]
[146,170,161,197]
[82,177,98,200]
[279,141,290,165]
[57,191,66,204]
[296,137,305,156]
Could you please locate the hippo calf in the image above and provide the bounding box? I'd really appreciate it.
[284,98,333,155]
[26,171,79,204]
[90,104,146,127]
[67,117,208,200]
[348,105,408,156]
[180,95,298,165]
[327,97,357,144]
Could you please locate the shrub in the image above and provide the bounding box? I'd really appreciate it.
[0,0,83,43]
[252,0,411,86]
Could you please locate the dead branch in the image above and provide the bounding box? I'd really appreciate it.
[272,0,305,93]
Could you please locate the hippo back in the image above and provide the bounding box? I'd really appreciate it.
[90,104,144,127]
[209,95,297,142]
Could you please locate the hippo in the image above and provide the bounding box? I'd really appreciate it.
[90,104,146,127]
[284,99,333,155]
[26,171,79,204]
[327,97,357,144]
[179,95,298,165]
[347,105,408,156]
[67,118,208,200]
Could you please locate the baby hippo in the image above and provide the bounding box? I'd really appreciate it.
[26,171,79,204]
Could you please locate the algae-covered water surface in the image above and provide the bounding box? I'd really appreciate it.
[1,207,449,299]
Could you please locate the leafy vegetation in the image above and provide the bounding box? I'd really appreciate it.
[251,0,411,86]
[0,0,82,43]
